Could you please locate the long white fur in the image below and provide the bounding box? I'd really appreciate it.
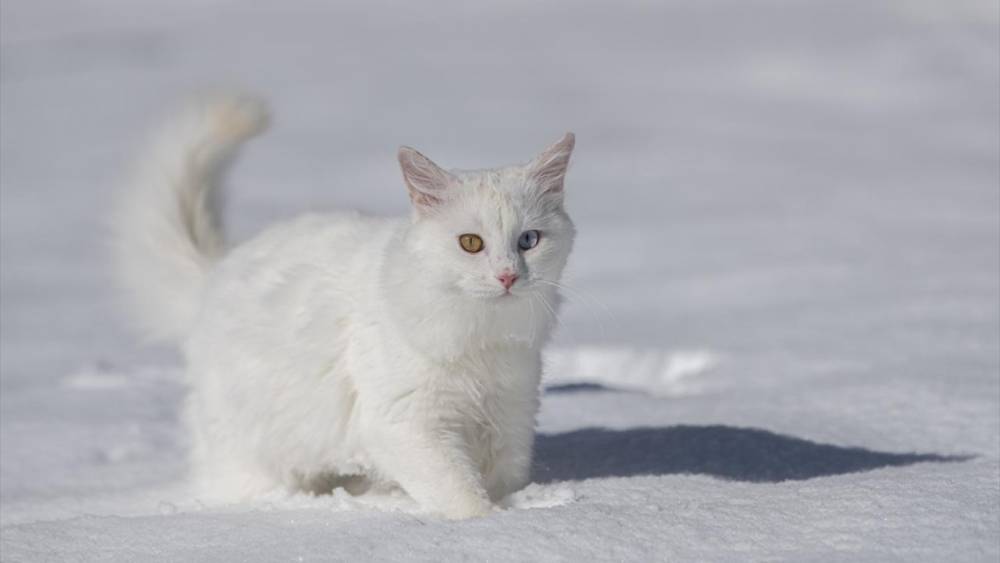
[112,94,269,341]
[114,94,576,519]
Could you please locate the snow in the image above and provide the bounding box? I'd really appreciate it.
[1,0,998,560]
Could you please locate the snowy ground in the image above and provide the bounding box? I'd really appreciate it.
[1,0,998,560]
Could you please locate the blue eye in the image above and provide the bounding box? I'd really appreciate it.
[518,230,540,251]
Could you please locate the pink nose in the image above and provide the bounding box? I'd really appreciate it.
[497,272,519,290]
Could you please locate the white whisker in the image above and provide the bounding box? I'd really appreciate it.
[532,277,615,338]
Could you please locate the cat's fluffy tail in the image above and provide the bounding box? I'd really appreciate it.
[112,94,269,342]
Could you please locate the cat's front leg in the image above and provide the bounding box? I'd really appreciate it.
[485,424,535,501]
[367,423,493,519]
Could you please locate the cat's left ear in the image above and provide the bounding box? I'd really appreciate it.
[527,132,575,198]
[398,146,458,213]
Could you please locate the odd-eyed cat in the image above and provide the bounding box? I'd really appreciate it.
[114,95,576,519]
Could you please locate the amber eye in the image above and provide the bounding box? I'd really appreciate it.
[458,233,484,253]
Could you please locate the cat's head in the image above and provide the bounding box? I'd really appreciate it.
[396,134,576,303]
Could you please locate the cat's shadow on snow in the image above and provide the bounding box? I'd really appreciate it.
[534,384,968,483]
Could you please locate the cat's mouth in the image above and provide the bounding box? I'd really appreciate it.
[467,287,525,301]
[498,286,537,301]
[460,278,536,301]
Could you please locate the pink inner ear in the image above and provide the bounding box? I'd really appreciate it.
[410,189,442,207]
[398,146,455,208]
[530,133,575,194]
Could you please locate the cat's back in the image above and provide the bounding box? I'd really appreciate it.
[192,211,401,344]
[222,211,395,271]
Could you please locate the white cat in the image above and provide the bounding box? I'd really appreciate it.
[113,95,576,519]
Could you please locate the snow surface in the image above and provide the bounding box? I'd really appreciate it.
[1,0,998,560]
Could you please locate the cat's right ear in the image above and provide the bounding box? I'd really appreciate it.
[398,146,457,213]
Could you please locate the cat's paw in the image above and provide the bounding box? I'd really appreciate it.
[439,497,495,520]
